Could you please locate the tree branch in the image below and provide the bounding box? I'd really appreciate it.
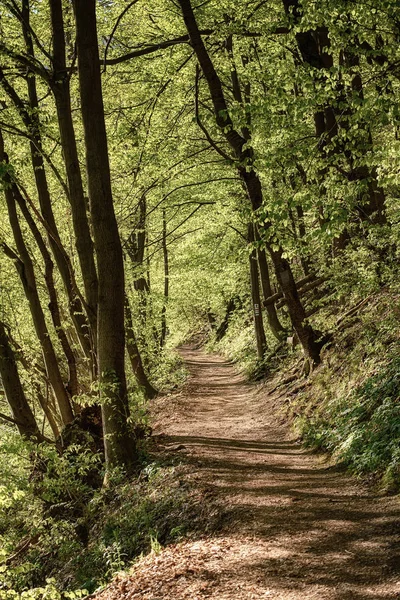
[103,0,141,70]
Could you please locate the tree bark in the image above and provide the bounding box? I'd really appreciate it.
[255,227,285,340]
[0,166,74,425]
[16,1,94,365]
[248,224,267,359]
[49,0,99,348]
[125,296,157,400]
[0,321,42,441]
[73,0,137,474]
[270,249,321,364]
[14,185,79,400]
[0,83,92,368]
[160,208,169,348]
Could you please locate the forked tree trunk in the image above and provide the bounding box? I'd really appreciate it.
[73,0,137,474]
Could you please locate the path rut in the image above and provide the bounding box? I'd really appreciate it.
[97,347,400,599]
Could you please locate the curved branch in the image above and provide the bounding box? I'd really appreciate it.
[104,30,212,65]
[103,0,141,69]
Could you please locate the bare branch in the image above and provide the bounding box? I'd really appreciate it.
[103,0,141,70]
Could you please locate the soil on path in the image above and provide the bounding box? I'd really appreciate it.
[97,347,400,600]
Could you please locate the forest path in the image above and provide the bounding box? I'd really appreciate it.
[98,347,400,600]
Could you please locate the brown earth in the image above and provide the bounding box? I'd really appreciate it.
[95,347,400,599]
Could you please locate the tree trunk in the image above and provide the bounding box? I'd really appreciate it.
[160,208,169,348]
[248,224,267,359]
[14,185,79,400]
[0,321,42,441]
[4,1,94,365]
[73,0,137,474]
[126,196,149,345]
[270,249,321,364]
[255,227,285,340]
[4,325,61,438]
[37,388,60,440]
[125,296,157,400]
[0,160,74,425]
[49,0,99,348]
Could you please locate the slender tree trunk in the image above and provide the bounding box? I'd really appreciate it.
[2,1,94,365]
[160,208,169,348]
[124,296,157,400]
[257,248,285,339]
[14,185,79,399]
[73,0,137,474]
[5,326,61,438]
[248,224,267,359]
[126,196,149,343]
[0,161,74,425]
[0,321,42,441]
[37,388,60,439]
[254,226,284,340]
[270,249,321,364]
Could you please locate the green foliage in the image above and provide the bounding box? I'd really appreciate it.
[293,288,400,491]
[0,426,216,595]
[0,579,87,600]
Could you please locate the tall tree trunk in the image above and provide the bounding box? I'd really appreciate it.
[73,0,137,474]
[177,0,322,363]
[0,321,42,441]
[248,224,267,359]
[5,326,62,438]
[1,1,94,365]
[126,196,149,343]
[49,0,99,348]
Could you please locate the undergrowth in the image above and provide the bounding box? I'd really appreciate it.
[291,289,400,491]
[0,450,218,598]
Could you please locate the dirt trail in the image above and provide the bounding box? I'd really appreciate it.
[97,347,400,600]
